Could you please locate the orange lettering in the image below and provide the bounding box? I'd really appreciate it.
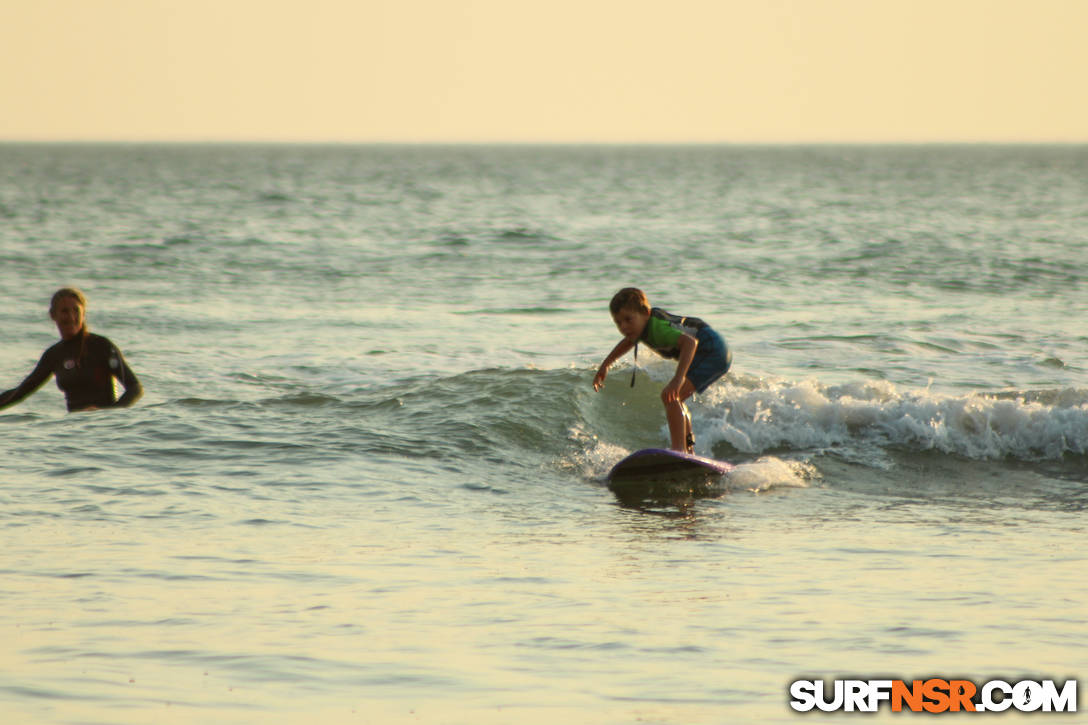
[892,680,924,712]
[948,680,977,712]
[922,679,951,713]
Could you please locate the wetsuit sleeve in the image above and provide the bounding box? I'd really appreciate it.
[110,345,143,408]
[0,349,55,410]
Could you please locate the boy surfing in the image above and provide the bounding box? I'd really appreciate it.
[593,288,731,453]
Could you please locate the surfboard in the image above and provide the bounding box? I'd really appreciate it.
[606,448,735,504]
[606,448,735,482]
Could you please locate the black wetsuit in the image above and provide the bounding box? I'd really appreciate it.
[0,332,142,412]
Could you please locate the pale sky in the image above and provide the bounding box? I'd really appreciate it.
[2,0,1086,143]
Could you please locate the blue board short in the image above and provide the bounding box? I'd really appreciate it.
[686,328,731,394]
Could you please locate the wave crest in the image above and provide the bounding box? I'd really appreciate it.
[698,376,1088,462]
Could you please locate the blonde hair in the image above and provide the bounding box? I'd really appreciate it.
[609,287,650,316]
[50,287,87,314]
[50,287,89,356]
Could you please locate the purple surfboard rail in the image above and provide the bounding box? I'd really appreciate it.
[606,448,735,481]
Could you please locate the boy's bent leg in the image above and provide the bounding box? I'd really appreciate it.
[682,404,694,454]
[664,380,697,452]
[665,400,687,452]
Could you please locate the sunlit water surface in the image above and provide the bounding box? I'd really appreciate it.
[1,144,1085,723]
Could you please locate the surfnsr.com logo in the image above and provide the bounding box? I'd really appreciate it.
[789,678,1078,713]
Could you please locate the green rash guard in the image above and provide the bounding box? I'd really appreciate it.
[638,308,708,359]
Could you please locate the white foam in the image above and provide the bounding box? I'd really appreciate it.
[725,456,818,492]
[563,423,630,480]
[693,375,1088,462]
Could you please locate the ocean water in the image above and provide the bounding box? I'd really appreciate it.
[0,143,1085,723]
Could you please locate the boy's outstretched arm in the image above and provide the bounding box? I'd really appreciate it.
[593,338,636,391]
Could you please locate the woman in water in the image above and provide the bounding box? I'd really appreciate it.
[0,288,143,412]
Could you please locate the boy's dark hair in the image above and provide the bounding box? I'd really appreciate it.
[610,287,651,316]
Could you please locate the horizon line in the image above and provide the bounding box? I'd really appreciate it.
[3,138,1087,147]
